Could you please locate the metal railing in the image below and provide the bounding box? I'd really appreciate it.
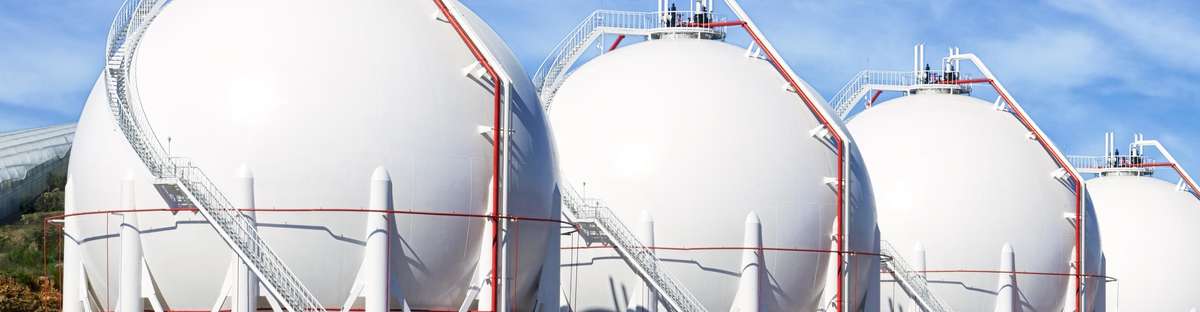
[531,10,728,109]
[560,182,707,312]
[829,70,973,120]
[879,240,952,312]
[103,0,324,311]
[1066,155,1157,170]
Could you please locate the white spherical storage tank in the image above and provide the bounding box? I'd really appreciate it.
[847,93,1102,311]
[1088,174,1200,311]
[63,0,558,311]
[552,37,878,310]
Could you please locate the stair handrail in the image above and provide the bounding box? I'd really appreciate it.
[560,181,707,312]
[879,240,952,312]
[103,0,325,311]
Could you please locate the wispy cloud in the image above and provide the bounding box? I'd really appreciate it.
[0,0,121,125]
[1050,0,1200,72]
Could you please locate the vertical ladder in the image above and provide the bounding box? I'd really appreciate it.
[879,241,952,312]
[560,183,707,312]
[102,1,324,311]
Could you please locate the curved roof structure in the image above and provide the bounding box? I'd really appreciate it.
[0,124,75,185]
[0,123,75,220]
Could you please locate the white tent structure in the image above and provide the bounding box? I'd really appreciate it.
[0,123,75,221]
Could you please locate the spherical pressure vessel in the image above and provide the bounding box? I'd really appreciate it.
[66,0,558,310]
[847,93,1102,312]
[552,38,877,311]
[1088,174,1200,311]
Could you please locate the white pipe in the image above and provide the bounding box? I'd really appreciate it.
[1133,139,1198,194]
[1104,132,1110,158]
[63,176,82,312]
[500,80,514,312]
[366,167,393,312]
[732,212,762,312]
[994,244,1015,312]
[632,211,658,312]
[913,44,919,75]
[118,174,142,312]
[471,177,497,312]
[235,166,259,312]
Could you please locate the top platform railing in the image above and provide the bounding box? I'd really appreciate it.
[1066,155,1158,173]
[531,10,729,109]
[830,70,974,119]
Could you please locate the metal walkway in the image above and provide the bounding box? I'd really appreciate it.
[103,1,324,311]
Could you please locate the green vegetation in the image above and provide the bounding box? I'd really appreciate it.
[0,171,66,311]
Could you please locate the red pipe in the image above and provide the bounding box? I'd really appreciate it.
[130,308,483,312]
[867,90,883,108]
[45,206,574,312]
[430,1,504,311]
[917,269,1111,279]
[561,244,887,258]
[982,79,1086,311]
[1121,162,1200,200]
[1121,162,1174,168]
[681,20,750,28]
[735,21,848,312]
[45,207,570,227]
[1175,163,1200,200]
[608,35,625,52]
[947,77,992,85]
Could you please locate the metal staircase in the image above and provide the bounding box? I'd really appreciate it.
[103,1,324,311]
[879,241,951,312]
[828,70,916,120]
[532,10,725,109]
[560,183,707,312]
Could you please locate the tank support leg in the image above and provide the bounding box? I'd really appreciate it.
[214,166,263,312]
[994,244,1016,312]
[118,175,143,312]
[116,175,166,312]
[235,166,260,312]
[63,176,89,312]
[343,168,409,312]
[460,178,498,312]
[627,211,659,312]
[731,212,763,312]
[533,211,562,312]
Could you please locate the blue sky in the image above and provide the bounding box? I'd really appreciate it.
[2,0,1198,178]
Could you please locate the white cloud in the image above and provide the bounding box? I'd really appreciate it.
[1049,0,1200,73]
[973,28,1119,91]
[0,0,118,125]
